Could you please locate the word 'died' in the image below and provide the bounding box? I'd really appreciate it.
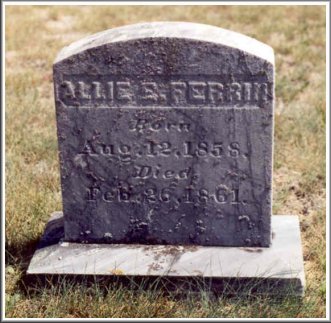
[132,165,192,180]
[56,76,272,107]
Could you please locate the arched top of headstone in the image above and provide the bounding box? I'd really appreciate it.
[55,21,274,64]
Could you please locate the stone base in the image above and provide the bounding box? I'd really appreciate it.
[27,213,305,296]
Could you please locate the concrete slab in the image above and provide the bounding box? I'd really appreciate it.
[27,213,305,296]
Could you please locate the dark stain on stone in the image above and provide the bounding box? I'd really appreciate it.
[239,247,264,253]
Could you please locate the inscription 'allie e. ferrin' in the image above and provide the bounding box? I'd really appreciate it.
[57,78,271,107]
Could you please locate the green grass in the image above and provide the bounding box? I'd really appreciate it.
[5,5,326,318]
[4,275,323,318]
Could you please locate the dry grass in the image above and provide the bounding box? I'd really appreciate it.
[5,5,326,318]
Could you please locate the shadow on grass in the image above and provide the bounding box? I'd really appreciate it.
[6,222,303,303]
[7,214,303,304]
[5,213,64,274]
[5,238,40,271]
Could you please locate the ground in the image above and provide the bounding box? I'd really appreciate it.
[5,4,326,318]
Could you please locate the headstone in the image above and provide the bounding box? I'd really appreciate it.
[53,22,274,247]
[28,22,305,296]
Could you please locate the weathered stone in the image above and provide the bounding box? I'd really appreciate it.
[27,213,305,297]
[54,22,274,247]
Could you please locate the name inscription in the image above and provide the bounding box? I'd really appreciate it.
[56,75,272,107]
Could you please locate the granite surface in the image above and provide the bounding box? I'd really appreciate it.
[54,22,274,247]
[27,213,305,296]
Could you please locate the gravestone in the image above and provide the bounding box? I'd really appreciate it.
[54,22,273,247]
[28,22,305,296]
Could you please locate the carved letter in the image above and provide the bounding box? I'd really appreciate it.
[77,81,91,99]
[179,122,191,132]
[243,82,252,102]
[133,166,152,179]
[252,82,269,101]
[208,82,224,104]
[81,141,97,155]
[116,82,133,103]
[92,81,105,99]
[129,119,147,131]
[188,82,206,103]
[86,187,100,201]
[141,82,158,103]
[60,81,76,100]
[106,82,114,101]
[178,167,191,179]
[164,170,175,179]
[170,82,187,105]
[229,82,242,102]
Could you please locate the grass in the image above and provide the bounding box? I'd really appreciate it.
[5,4,326,318]
[4,275,319,318]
